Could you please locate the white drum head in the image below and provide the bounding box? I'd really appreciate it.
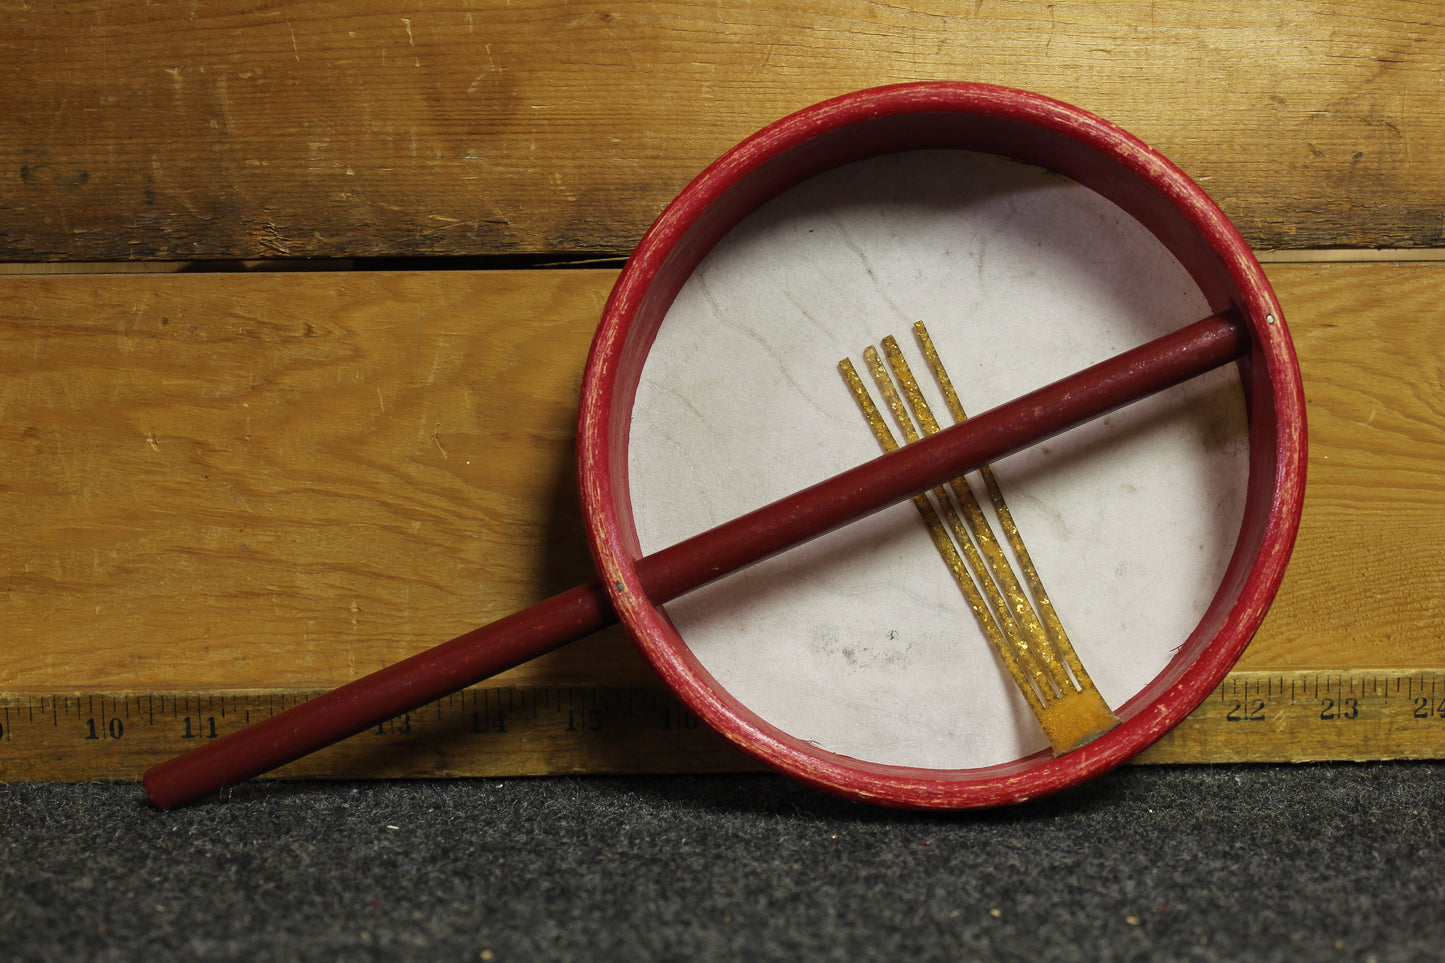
[627,151,1249,770]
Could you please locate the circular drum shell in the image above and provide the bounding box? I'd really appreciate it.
[577,82,1307,809]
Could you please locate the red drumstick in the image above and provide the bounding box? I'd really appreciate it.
[143,311,1247,809]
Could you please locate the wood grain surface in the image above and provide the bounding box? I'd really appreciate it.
[2,261,1440,697]
[3,0,1442,261]
[1246,262,1445,670]
[0,269,638,691]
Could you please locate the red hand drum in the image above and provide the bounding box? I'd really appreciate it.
[145,82,1305,810]
[580,82,1304,808]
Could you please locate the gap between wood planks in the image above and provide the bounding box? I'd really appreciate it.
[2,249,1445,276]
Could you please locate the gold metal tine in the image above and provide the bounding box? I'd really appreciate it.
[838,356,1045,719]
[865,341,1057,703]
[912,322,1102,698]
[840,323,1119,754]
[907,322,1109,711]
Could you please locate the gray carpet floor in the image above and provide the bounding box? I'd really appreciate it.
[3,762,1443,962]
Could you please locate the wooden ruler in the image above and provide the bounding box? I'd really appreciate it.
[1132,669,1445,763]
[3,670,1442,784]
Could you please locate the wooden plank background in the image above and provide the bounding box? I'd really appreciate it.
[2,260,1441,693]
[1,1,1442,776]
[2,0,1442,260]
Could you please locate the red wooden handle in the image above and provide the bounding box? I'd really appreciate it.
[143,581,615,809]
[143,311,1246,809]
